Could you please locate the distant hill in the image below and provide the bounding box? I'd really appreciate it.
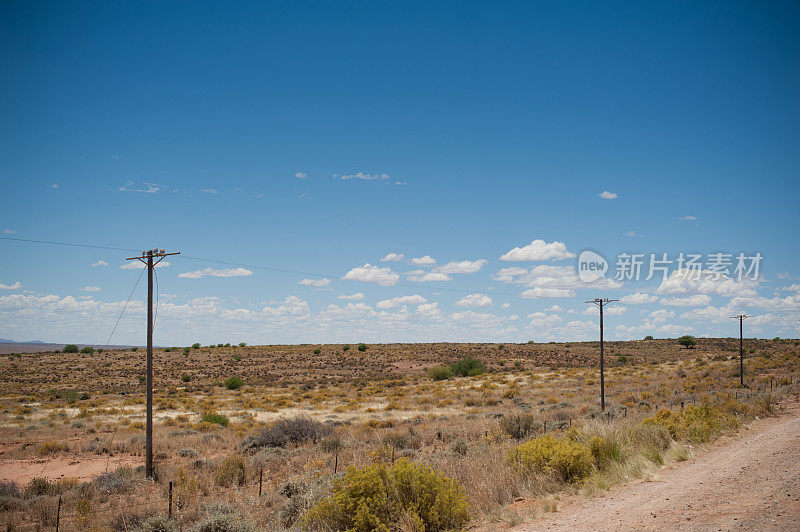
[0,338,46,344]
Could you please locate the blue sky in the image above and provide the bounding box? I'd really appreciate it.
[1,1,799,345]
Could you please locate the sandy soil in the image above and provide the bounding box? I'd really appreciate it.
[514,399,800,531]
[0,456,138,484]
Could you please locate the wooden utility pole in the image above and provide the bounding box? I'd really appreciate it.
[730,314,751,387]
[586,298,618,412]
[126,248,180,478]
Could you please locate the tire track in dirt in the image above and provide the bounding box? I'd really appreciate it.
[516,400,800,531]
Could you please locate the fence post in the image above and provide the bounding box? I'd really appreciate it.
[56,495,62,532]
[334,452,338,475]
[168,481,173,519]
[259,469,263,497]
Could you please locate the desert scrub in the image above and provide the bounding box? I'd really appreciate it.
[507,434,593,483]
[643,403,738,443]
[37,440,69,456]
[304,459,469,531]
[214,455,246,487]
[241,417,331,450]
[499,412,542,440]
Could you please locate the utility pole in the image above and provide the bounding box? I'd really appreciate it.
[126,248,180,478]
[586,298,618,412]
[730,314,751,387]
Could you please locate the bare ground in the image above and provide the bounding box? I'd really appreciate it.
[515,398,800,531]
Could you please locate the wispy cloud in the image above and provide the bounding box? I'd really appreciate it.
[337,292,364,300]
[200,189,218,194]
[298,278,331,287]
[92,260,109,267]
[294,172,308,179]
[121,261,171,270]
[3,229,17,235]
[381,253,404,262]
[598,190,618,199]
[79,286,101,292]
[678,215,697,221]
[48,184,59,189]
[455,293,493,307]
[435,259,487,274]
[334,172,391,181]
[119,181,162,193]
[0,281,22,290]
[178,267,253,279]
[410,255,436,266]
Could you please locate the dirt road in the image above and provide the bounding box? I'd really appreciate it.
[516,400,800,531]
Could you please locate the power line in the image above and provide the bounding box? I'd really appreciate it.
[586,297,619,412]
[0,236,140,253]
[104,267,145,348]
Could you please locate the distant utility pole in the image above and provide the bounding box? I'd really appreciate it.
[586,298,618,412]
[126,248,180,478]
[730,314,751,388]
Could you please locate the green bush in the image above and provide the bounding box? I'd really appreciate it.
[507,435,594,483]
[238,342,246,347]
[183,347,191,356]
[224,377,243,390]
[202,413,230,427]
[342,344,351,351]
[678,335,697,348]
[450,357,485,377]
[313,348,321,355]
[426,365,453,381]
[63,344,79,353]
[304,459,469,531]
[644,335,654,340]
[80,346,94,354]
[181,373,192,382]
[357,343,367,352]
[191,343,201,349]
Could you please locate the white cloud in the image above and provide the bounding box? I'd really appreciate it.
[583,305,627,316]
[501,302,511,309]
[338,293,364,300]
[3,229,17,235]
[620,292,658,304]
[522,287,576,298]
[657,269,757,297]
[121,261,171,269]
[416,302,443,318]
[262,296,310,317]
[678,216,697,221]
[294,172,308,179]
[455,293,493,307]
[406,270,452,282]
[500,240,575,261]
[0,281,22,290]
[48,184,59,189]
[649,309,675,319]
[625,230,637,237]
[435,259,487,274]
[494,264,621,291]
[298,278,331,287]
[598,190,618,199]
[200,189,218,194]
[178,267,252,279]
[342,263,399,286]
[377,295,427,309]
[410,255,436,266]
[335,172,390,180]
[119,180,161,193]
[780,284,800,292]
[381,253,404,262]
[661,294,712,307]
[92,260,109,267]
[79,286,101,292]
